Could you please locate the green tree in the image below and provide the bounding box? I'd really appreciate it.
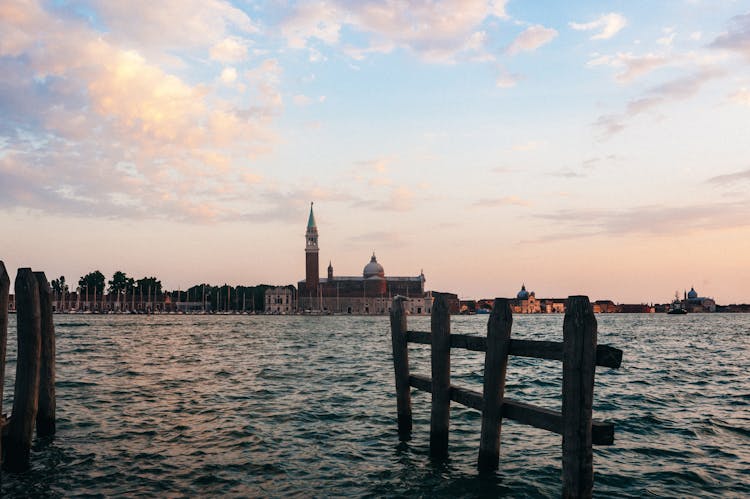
[108,271,134,295]
[51,278,62,295]
[136,277,162,297]
[79,271,105,296]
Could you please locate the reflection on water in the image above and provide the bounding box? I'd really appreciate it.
[1,313,749,497]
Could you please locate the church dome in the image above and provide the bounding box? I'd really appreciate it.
[517,284,530,300]
[363,253,385,278]
[687,287,698,299]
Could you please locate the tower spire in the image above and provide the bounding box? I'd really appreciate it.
[307,202,316,229]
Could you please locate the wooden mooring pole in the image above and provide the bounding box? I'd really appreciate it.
[35,271,56,437]
[430,295,450,459]
[0,262,10,467]
[389,296,412,440]
[4,268,42,472]
[478,298,513,472]
[562,296,598,499]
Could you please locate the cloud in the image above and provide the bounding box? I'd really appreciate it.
[512,140,543,152]
[490,0,509,19]
[211,38,249,62]
[529,200,750,242]
[551,169,587,179]
[710,12,750,60]
[293,94,313,106]
[347,230,406,246]
[507,25,558,55]
[570,13,627,40]
[281,1,342,49]
[657,28,676,47]
[473,196,531,207]
[728,87,750,106]
[586,52,669,82]
[594,68,724,137]
[706,168,750,185]
[352,157,398,187]
[281,1,513,63]
[496,67,520,88]
[0,0,281,222]
[352,185,415,212]
[220,67,238,83]
[90,0,258,52]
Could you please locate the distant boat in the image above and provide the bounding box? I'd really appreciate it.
[667,293,687,315]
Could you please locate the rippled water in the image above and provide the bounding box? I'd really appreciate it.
[1,313,749,497]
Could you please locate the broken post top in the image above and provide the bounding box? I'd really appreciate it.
[33,271,51,295]
[432,294,449,316]
[1,260,10,287]
[15,268,39,295]
[564,296,597,327]
[488,298,513,332]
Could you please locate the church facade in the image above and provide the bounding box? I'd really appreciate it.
[297,203,430,314]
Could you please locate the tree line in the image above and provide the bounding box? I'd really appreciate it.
[48,270,293,312]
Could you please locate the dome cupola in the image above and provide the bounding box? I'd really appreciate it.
[687,287,698,299]
[517,283,530,300]
[363,253,385,278]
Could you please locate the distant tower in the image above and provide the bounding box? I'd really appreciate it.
[328,261,334,280]
[305,202,319,290]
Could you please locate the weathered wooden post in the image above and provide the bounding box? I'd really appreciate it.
[4,268,42,472]
[0,262,10,466]
[390,296,412,441]
[430,295,451,459]
[562,295,598,498]
[34,271,56,437]
[478,298,513,472]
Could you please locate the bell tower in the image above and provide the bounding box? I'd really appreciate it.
[305,202,319,290]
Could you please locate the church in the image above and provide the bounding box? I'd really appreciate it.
[297,203,431,314]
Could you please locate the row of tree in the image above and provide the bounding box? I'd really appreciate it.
[47,270,290,312]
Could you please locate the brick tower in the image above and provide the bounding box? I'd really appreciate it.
[305,202,319,291]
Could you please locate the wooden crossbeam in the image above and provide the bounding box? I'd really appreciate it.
[406,331,622,369]
[408,374,614,445]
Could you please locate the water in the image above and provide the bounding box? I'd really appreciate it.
[1,313,749,497]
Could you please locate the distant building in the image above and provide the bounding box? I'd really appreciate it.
[265,286,296,314]
[618,304,654,313]
[297,203,430,314]
[512,284,544,313]
[593,300,617,313]
[683,286,716,313]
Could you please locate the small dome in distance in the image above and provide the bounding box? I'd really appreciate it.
[687,287,698,299]
[517,284,530,300]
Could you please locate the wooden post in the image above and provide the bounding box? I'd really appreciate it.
[430,295,451,459]
[4,268,42,472]
[478,298,513,472]
[562,295,598,498]
[34,271,56,437]
[0,262,10,466]
[390,296,412,440]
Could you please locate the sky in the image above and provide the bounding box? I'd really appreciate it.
[1,0,749,304]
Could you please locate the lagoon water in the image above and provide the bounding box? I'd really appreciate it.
[1,313,749,497]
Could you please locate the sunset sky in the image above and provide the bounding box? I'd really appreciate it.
[1,1,749,304]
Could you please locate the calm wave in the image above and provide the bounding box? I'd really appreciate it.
[1,313,749,497]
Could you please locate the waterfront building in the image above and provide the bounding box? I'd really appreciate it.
[265,286,296,314]
[513,284,542,314]
[297,203,429,314]
[683,286,716,313]
[593,300,617,313]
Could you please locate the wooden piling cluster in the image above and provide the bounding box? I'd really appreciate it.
[0,262,57,473]
[390,295,623,497]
